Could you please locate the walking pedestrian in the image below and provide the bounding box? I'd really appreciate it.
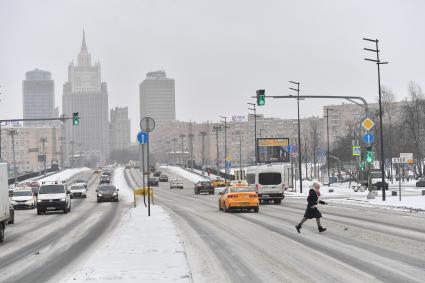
[295,181,327,233]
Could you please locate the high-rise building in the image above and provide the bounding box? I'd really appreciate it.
[109,107,131,151]
[139,70,175,127]
[139,71,175,156]
[22,69,55,126]
[62,32,109,166]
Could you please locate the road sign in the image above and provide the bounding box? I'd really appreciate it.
[400,153,413,159]
[137,132,148,144]
[140,117,156,132]
[225,160,232,169]
[361,118,375,131]
[290,152,298,158]
[287,146,293,153]
[352,146,361,156]
[363,133,375,144]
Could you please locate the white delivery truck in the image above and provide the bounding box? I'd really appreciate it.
[1,163,12,242]
[246,164,291,204]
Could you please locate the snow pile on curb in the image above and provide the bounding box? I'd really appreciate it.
[161,166,206,183]
[38,167,90,182]
[62,168,191,282]
[328,195,425,212]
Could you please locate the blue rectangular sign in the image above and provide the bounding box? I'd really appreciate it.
[137,132,149,144]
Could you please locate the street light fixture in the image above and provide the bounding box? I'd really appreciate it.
[324,108,334,187]
[363,37,388,201]
[220,116,228,176]
[248,103,259,165]
[289,81,303,194]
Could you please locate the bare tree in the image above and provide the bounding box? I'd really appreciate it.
[401,81,425,177]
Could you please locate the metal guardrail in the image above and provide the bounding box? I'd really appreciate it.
[8,168,60,185]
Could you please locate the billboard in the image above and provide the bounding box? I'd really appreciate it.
[257,138,290,163]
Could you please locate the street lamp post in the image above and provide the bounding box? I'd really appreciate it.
[259,128,264,138]
[220,116,228,176]
[248,103,258,165]
[7,129,18,178]
[324,108,334,187]
[363,37,388,201]
[290,81,303,194]
[40,137,47,174]
[179,134,185,166]
[212,126,222,174]
[172,138,177,165]
[200,131,207,167]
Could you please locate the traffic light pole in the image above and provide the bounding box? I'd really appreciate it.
[290,81,303,194]
[248,103,258,165]
[363,37,388,201]
[0,116,77,164]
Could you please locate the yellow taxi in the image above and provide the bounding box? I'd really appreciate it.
[218,186,259,213]
[211,178,227,188]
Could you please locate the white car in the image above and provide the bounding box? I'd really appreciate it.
[10,189,37,209]
[37,181,71,214]
[170,178,184,189]
[69,184,87,199]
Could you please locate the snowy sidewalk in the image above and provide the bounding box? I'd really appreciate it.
[62,168,191,283]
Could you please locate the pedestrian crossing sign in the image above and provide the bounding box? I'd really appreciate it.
[352,146,361,156]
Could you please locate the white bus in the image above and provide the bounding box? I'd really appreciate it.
[246,164,291,204]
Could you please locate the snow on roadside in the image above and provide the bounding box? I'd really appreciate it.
[62,168,191,283]
[328,195,425,212]
[38,167,90,182]
[161,165,207,183]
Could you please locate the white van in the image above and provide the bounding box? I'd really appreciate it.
[246,164,290,204]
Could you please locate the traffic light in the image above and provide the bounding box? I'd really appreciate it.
[72,112,80,126]
[365,146,374,164]
[256,89,265,106]
[359,162,365,171]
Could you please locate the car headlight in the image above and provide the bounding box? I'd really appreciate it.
[60,198,66,201]
[26,200,33,204]
[113,192,117,196]
[11,200,16,204]
[98,193,102,196]
[37,199,42,202]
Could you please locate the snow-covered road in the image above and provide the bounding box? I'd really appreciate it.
[129,167,425,283]
[0,169,128,283]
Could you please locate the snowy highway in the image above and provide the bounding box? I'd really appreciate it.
[0,170,131,283]
[130,167,425,283]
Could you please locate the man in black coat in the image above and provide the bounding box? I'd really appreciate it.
[295,181,327,233]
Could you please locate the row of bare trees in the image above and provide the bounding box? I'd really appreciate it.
[330,81,425,178]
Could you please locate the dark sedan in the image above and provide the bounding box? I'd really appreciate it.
[194,181,214,195]
[416,178,425,187]
[96,185,119,202]
[148,177,159,187]
[159,175,169,182]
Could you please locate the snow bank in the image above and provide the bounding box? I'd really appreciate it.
[38,167,90,182]
[62,168,191,282]
[161,165,207,183]
[328,195,425,212]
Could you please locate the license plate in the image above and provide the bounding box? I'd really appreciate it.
[262,195,270,198]
[238,202,249,206]
[47,207,55,210]
[242,195,250,198]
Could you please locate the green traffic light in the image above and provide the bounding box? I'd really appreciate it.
[366,151,374,163]
[72,112,80,126]
[256,89,265,106]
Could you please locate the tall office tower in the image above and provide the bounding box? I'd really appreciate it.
[110,107,131,150]
[139,70,175,127]
[62,32,109,166]
[139,70,175,156]
[22,69,55,126]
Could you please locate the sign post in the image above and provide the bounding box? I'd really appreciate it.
[139,117,156,216]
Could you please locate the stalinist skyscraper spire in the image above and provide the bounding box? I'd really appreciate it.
[62,31,109,166]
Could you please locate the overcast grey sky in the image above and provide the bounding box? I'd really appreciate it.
[1,0,425,139]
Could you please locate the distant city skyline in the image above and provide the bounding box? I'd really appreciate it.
[1,0,425,141]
